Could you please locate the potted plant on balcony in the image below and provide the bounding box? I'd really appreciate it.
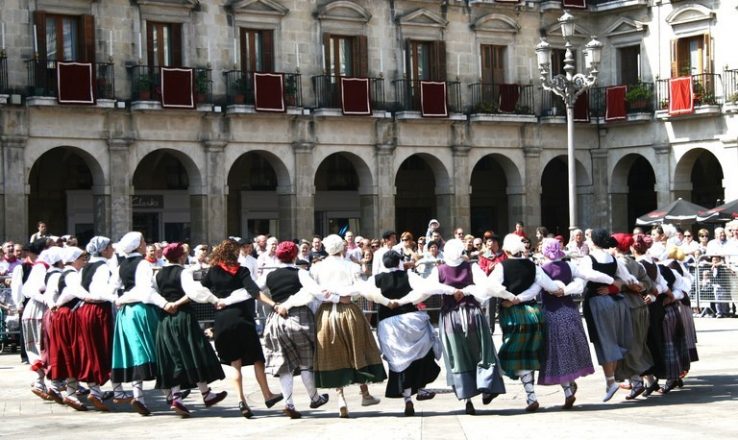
[284,75,298,107]
[475,100,497,114]
[136,73,153,100]
[194,70,209,103]
[625,83,653,112]
[231,76,247,105]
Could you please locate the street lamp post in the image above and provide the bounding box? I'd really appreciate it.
[536,11,602,232]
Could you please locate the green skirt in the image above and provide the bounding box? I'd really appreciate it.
[498,304,544,379]
[111,303,161,383]
[155,306,225,390]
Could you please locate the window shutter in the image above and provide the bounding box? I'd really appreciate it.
[432,40,446,82]
[80,15,95,64]
[262,30,274,72]
[171,23,183,67]
[33,10,48,60]
[146,22,154,66]
[322,32,331,74]
[703,33,712,74]
[355,35,368,77]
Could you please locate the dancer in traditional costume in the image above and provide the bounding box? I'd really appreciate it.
[153,243,227,417]
[200,239,281,419]
[258,241,330,418]
[428,238,513,415]
[536,238,608,409]
[611,233,655,400]
[111,232,176,416]
[48,247,89,411]
[367,250,441,416]
[579,229,637,402]
[490,235,564,412]
[310,234,386,418]
[21,245,57,400]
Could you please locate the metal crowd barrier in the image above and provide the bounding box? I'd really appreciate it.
[687,256,738,313]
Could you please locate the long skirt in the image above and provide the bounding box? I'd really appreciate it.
[263,306,316,377]
[314,302,386,388]
[21,317,44,367]
[645,301,666,377]
[678,302,699,363]
[662,303,689,381]
[377,311,441,398]
[586,295,632,365]
[615,294,654,381]
[77,302,113,385]
[47,307,80,380]
[111,303,161,383]
[213,305,264,366]
[538,301,594,385]
[440,303,506,400]
[155,306,224,389]
[499,304,544,379]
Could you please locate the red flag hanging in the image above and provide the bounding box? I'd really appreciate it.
[669,76,694,116]
[57,62,95,104]
[161,68,194,109]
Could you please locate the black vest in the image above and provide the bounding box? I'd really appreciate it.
[658,265,676,290]
[58,268,80,309]
[156,265,186,303]
[81,260,108,292]
[641,259,658,282]
[669,261,684,276]
[265,267,302,304]
[500,259,536,295]
[585,255,617,297]
[21,262,34,283]
[119,256,144,292]
[374,271,416,321]
[44,269,60,286]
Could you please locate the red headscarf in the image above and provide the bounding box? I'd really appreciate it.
[275,241,297,263]
[611,233,634,254]
[162,242,185,262]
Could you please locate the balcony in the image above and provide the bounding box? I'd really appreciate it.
[392,79,463,120]
[223,70,302,114]
[540,90,567,123]
[26,59,115,106]
[588,0,649,12]
[311,74,387,117]
[129,65,212,111]
[724,69,738,113]
[468,82,536,123]
[588,82,654,123]
[655,73,723,119]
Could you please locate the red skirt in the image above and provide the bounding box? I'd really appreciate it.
[77,303,113,384]
[47,307,80,380]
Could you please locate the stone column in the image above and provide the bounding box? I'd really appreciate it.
[204,141,227,243]
[589,149,609,229]
[107,138,133,239]
[292,142,315,241]
[722,143,738,202]
[577,187,595,229]
[277,188,296,240]
[92,188,111,237]
[653,144,675,206]
[506,184,526,235]
[522,146,542,236]
[1,136,29,243]
[374,144,396,235]
[451,144,471,233]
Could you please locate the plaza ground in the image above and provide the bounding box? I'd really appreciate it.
[0,317,736,440]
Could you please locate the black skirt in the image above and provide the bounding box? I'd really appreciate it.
[384,349,440,398]
[213,303,265,365]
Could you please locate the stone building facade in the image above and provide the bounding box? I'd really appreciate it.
[0,0,736,244]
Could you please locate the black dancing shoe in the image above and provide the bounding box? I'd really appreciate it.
[465,401,476,415]
[265,393,283,408]
[239,401,254,419]
[309,393,329,409]
[482,393,499,405]
[643,382,660,397]
[404,401,415,417]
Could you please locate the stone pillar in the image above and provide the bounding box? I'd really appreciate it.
[436,192,454,235]
[189,194,207,244]
[374,144,396,236]
[1,136,28,243]
[577,187,595,229]
[277,190,296,240]
[107,138,133,240]
[292,142,315,241]
[92,189,111,237]
[204,141,227,243]
[589,149,609,229]
[507,184,525,235]
[451,144,471,233]
[522,146,542,236]
[653,144,674,207]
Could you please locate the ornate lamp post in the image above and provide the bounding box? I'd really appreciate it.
[536,11,602,231]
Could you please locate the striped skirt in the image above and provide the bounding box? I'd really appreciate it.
[440,302,506,400]
[314,302,386,388]
[498,304,544,379]
[263,306,316,377]
[111,303,161,383]
[615,294,654,380]
[661,303,689,381]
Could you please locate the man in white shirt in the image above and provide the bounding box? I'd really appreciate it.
[344,231,363,264]
[372,230,399,275]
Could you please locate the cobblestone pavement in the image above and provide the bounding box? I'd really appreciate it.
[1,317,736,440]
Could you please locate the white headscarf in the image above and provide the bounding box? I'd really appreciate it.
[323,234,345,256]
[38,247,63,266]
[86,236,111,256]
[118,232,143,255]
[443,238,465,267]
[502,233,526,256]
[61,247,84,264]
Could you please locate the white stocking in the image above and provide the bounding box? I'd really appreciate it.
[279,374,295,407]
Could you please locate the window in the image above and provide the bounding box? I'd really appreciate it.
[619,45,640,85]
[33,11,95,63]
[672,34,712,77]
[147,22,182,67]
[407,40,445,81]
[323,33,367,77]
[481,44,505,84]
[551,49,567,76]
[240,29,273,72]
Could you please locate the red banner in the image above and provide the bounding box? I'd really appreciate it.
[340,77,371,116]
[420,81,448,117]
[254,73,286,112]
[57,62,95,104]
[498,84,520,113]
[563,0,587,8]
[669,77,694,116]
[605,86,627,121]
[161,68,194,109]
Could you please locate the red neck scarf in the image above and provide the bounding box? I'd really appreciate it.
[218,262,240,276]
[146,257,157,263]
